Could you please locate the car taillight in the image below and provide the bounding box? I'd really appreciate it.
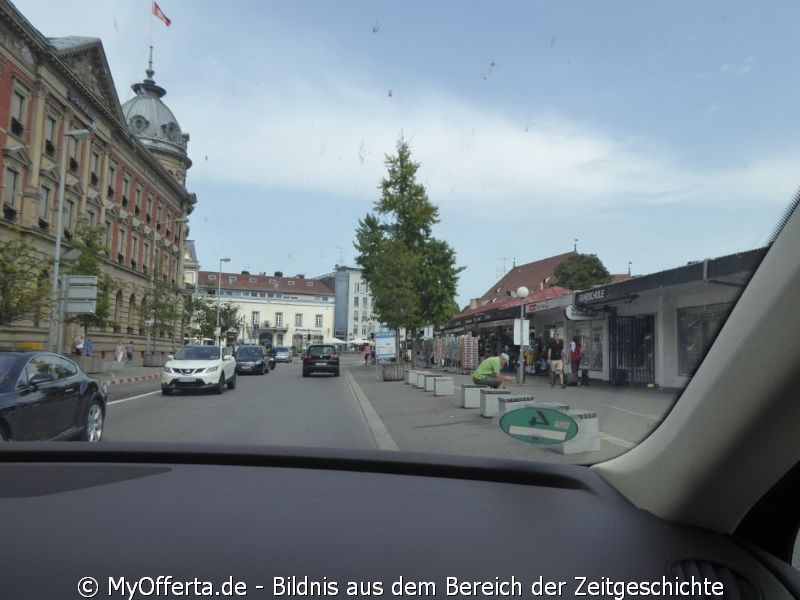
[331,354,338,360]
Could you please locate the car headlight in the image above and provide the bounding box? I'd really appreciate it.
[204,365,219,373]
[163,366,175,374]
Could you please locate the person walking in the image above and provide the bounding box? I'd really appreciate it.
[74,334,84,356]
[364,343,372,366]
[547,332,566,388]
[115,340,125,363]
[84,337,93,357]
[471,352,515,389]
[569,336,582,378]
[126,340,134,363]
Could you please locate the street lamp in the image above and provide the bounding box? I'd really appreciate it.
[147,216,188,354]
[216,257,231,345]
[48,128,92,353]
[516,286,529,384]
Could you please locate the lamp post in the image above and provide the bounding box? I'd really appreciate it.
[147,216,188,355]
[216,257,231,345]
[48,128,92,353]
[516,286,529,384]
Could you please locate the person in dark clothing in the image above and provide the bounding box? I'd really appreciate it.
[547,332,566,388]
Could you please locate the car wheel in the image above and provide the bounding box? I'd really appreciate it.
[215,374,225,394]
[0,426,10,441]
[81,397,104,442]
[161,386,172,396]
[302,369,309,377]
[262,365,267,375]
[227,372,237,390]
[335,369,340,377]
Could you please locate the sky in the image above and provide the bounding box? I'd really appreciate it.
[11,0,800,308]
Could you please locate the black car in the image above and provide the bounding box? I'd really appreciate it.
[301,344,340,377]
[0,351,107,441]
[235,345,268,375]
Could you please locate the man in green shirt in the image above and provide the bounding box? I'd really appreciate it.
[472,352,514,389]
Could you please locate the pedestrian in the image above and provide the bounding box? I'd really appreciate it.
[84,337,93,357]
[570,336,582,377]
[115,340,125,363]
[74,334,84,356]
[471,352,515,389]
[364,343,372,366]
[547,332,566,388]
[126,340,134,363]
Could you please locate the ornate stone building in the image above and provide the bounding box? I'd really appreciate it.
[0,0,196,358]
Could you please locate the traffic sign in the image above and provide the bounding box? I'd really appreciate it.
[499,407,579,445]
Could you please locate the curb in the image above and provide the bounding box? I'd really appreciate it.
[103,373,162,386]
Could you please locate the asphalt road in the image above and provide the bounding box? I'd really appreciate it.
[104,357,376,448]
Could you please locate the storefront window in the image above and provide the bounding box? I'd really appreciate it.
[677,303,732,376]
[590,324,604,370]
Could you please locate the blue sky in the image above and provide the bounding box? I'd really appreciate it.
[13,1,800,307]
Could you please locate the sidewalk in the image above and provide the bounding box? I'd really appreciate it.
[346,362,677,464]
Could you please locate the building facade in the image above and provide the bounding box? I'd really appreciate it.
[0,2,195,358]
[196,271,335,350]
[320,266,380,343]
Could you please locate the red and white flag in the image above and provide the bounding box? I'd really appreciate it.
[152,1,171,26]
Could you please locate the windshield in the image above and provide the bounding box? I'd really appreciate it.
[173,346,222,361]
[1,1,793,465]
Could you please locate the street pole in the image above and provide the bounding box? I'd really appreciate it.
[216,257,230,345]
[48,129,91,352]
[516,286,529,385]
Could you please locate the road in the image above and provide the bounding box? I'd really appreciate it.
[104,356,376,447]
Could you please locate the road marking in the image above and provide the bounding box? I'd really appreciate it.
[108,390,160,405]
[600,432,636,449]
[602,404,662,420]
[345,369,399,451]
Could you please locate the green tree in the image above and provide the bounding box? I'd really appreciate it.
[552,253,612,290]
[355,138,463,360]
[63,223,118,334]
[183,295,240,341]
[0,231,50,326]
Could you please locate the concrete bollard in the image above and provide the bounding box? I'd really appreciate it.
[424,374,446,392]
[433,377,454,396]
[480,389,511,418]
[497,394,536,416]
[462,383,488,408]
[554,409,602,454]
[415,371,429,389]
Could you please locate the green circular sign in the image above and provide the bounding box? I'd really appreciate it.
[499,407,579,445]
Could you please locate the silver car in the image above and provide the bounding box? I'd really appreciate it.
[274,346,292,363]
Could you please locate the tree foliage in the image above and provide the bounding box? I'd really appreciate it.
[183,295,240,340]
[355,139,463,353]
[0,231,50,326]
[64,223,118,333]
[553,253,611,290]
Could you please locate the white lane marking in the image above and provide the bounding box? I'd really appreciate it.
[108,390,161,405]
[600,433,636,449]
[602,404,662,420]
[345,369,399,451]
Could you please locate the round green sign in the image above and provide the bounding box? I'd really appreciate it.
[499,407,579,445]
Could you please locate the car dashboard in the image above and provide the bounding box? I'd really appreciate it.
[1,444,798,599]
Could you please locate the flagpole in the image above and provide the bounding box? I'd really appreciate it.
[148,0,154,51]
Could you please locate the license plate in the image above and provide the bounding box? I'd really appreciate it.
[178,377,196,382]
[316,362,327,366]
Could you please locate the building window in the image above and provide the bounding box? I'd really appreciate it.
[117,228,126,262]
[3,167,19,209]
[207,274,216,280]
[107,162,116,198]
[90,151,100,186]
[275,312,284,328]
[362,325,367,336]
[131,236,138,264]
[354,297,359,307]
[354,310,359,322]
[252,312,260,327]
[353,325,359,335]
[146,194,153,221]
[64,200,74,232]
[39,186,50,221]
[295,314,303,327]
[44,116,57,157]
[364,297,369,309]
[135,185,142,215]
[315,314,322,327]
[143,242,150,268]
[10,91,25,136]
[288,280,295,287]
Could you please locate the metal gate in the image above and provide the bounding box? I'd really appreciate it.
[609,314,655,386]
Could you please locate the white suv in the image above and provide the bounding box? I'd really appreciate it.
[161,345,237,395]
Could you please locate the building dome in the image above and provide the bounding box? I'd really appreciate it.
[121,63,191,166]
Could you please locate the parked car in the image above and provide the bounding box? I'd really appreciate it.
[301,344,340,377]
[0,351,106,442]
[274,346,292,363]
[161,345,237,395]
[235,345,268,375]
